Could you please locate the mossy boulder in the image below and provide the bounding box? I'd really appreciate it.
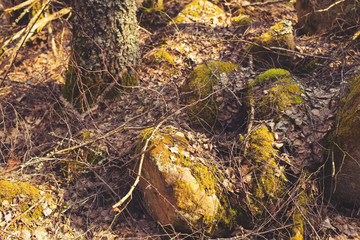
[181,61,238,129]
[146,48,177,75]
[0,180,56,228]
[136,127,235,236]
[245,124,286,218]
[248,20,295,64]
[331,75,360,205]
[248,68,304,119]
[170,0,228,28]
[257,20,295,50]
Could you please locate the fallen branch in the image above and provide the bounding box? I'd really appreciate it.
[242,0,287,7]
[315,0,345,13]
[112,118,166,212]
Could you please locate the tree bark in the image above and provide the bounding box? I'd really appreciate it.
[63,0,139,111]
[296,0,360,34]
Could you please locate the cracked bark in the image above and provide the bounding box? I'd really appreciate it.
[63,0,139,111]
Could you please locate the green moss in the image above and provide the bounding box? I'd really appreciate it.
[173,178,198,212]
[171,0,226,26]
[336,75,360,143]
[0,181,42,201]
[231,14,253,27]
[0,181,55,225]
[191,162,217,193]
[248,69,303,119]
[153,50,175,66]
[246,125,286,218]
[248,124,275,161]
[181,61,238,129]
[260,20,294,48]
[291,190,309,240]
[248,20,295,56]
[142,0,164,10]
[138,127,236,233]
[260,78,304,112]
[250,68,291,87]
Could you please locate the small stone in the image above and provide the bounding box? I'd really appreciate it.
[272,142,283,149]
[21,229,32,240]
[43,207,52,217]
[295,118,302,126]
[2,200,9,208]
[311,109,320,117]
[4,212,12,222]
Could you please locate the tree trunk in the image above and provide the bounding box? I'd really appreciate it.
[296,0,360,34]
[63,0,139,111]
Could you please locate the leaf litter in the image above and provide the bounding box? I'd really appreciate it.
[0,0,359,239]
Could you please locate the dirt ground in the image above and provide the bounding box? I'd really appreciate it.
[0,0,360,239]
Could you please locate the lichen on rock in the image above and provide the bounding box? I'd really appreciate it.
[136,126,235,236]
[248,68,304,119]
[181,61,238,129]
[258,20,295,50]
[247,20,296,64]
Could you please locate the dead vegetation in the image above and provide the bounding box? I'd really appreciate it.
[0,0,359,239]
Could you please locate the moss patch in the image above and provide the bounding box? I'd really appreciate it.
[248,68,303,119]
[231,9,253,27]
[171,0,227,27]
[181,61,238,129]
[258,20,295,50]
[153,50,175,66]
[291,190,309,240]
[0,180,56,228]
[246,125,286,218]
[247,20,295,63]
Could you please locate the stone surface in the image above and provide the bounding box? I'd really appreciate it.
[171,0,229,28]
[181,61,238,129]
[137,127,235,236]
[331,75,360,205]
[248,68,304,120]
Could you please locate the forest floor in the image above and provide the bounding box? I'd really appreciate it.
[0,0,360,239]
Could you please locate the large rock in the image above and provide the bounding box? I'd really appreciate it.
[181,61,238,129]
[246,20,296,66]
[171,0,229,28]
[247,68,304,119]
[332,75,360,205]
[136,127,235,236]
